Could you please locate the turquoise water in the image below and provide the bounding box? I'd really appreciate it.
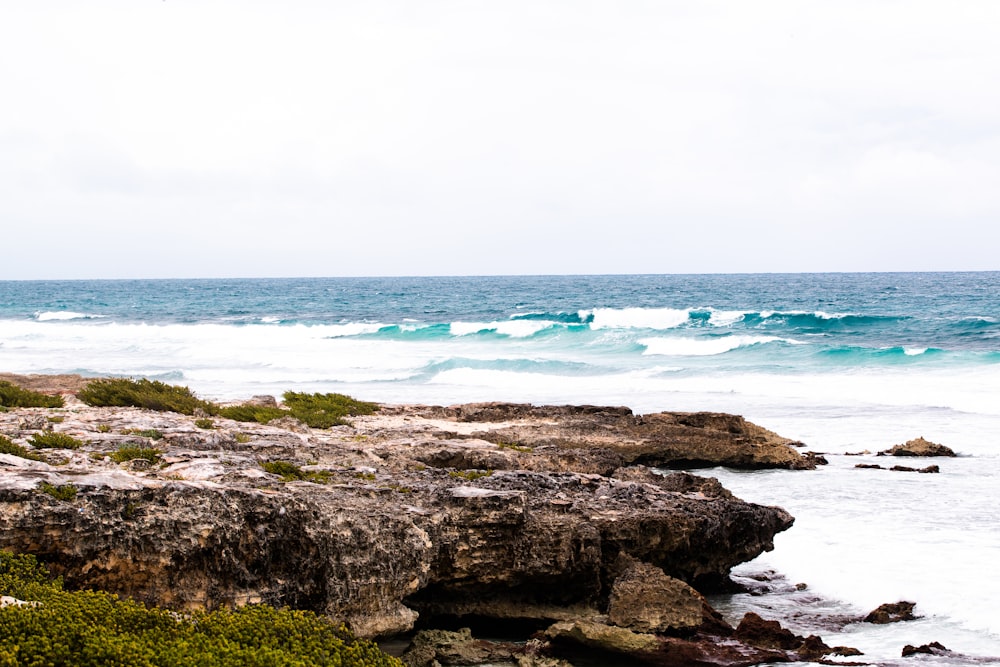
[2,272,1000,662]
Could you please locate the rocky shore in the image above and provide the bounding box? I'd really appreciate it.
[0,374,855,666]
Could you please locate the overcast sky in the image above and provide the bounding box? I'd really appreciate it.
[2,1,998,279]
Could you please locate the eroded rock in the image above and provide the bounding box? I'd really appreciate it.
[879,437,956,457]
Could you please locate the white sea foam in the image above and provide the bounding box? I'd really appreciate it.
[706,309,749,327]
[903,346,928,355]
[639,335,782,356]
[449,320,553,337]
[583,307,690,330]
[34,311,105,321]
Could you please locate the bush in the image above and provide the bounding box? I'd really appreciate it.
[262,461,330,484]
[282,392,378,428]
[0,435,44,462]
[78,378,216,416]
[0,381,64,408]
[217,404,289,424]
[37,482,78,501]
[194,418,215,430]
[0,551,402,666]
[28,432,84,450]
[121,428,164,440]
[110,446,162,465]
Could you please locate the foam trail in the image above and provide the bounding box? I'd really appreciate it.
[584,307,691,330]
[640,335,782,356]
[34,311,105,321]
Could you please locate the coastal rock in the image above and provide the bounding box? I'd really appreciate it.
[606,559,706,633]
[864,601,919,624]
[409,403,818,471]
[400,627,514,666]
[879,437,956,457]
[0,398,795,640]
[902,641,948,657]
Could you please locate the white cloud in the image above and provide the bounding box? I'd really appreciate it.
[1,1,998,278]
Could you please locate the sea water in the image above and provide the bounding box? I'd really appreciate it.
[2,273,999,664]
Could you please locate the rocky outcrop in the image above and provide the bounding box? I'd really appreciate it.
[879,437,956,457]
[864,601,919,624]
[0,375,832,666]
[407,403,818,471]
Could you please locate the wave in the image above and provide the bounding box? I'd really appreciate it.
[582,307,692,330]
[34,311,106,321]
[449,320,560,338]
[639,335,792,356]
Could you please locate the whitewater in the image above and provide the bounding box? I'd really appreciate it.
[2,272,999,664]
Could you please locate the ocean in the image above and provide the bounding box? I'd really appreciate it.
[2,272,999,664]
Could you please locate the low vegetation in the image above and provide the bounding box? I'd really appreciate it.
[0,551,402,666]
[194,418,215,430]
[78,378,215,415]
[262,461,331,484]
[121,428,164,440]
[110,446,163,465]
[0,381,64,408]
[37,482,78,501]
[77,378,378,429]
[27,432,84,450]
[0,436,44,462]
[448,469,493,481]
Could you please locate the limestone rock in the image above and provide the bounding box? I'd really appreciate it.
[607,560,705,633]
[879,437,956,457]
[545,619,660,655]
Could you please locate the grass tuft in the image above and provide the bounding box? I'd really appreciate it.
[0,435,45,462]
[28,432,84,450]
[110,446,162,465]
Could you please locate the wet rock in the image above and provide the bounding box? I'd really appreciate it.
[902,641,948,657]
[864,601,919,624]
[879,437,956,457]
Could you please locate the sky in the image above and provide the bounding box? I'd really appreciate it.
[2,1,999,279]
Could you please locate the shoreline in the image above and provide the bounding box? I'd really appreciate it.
[0,373,984,666]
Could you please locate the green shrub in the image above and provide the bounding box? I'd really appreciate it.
[110,446,162,465]
[0,435,44,462]
[194,418,215,430]
[38,482,77,501]
[282,392,377,428]
[448,469,493,481]
[217,404,289,424]
[234,433,252,444]
[262,461,329,484]
[78,378,216,415]
[28,432,84,450]
[96,424,112,433]
[0,551,402,666]
[0,381,64,408]
[121,428,164,440]
[47,416,65,424]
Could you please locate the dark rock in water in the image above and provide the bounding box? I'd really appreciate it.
[879,437,956,457]
[864,601,919,624]
[856,464,939,473]
[902,641,948,657]
[735,611,815,651]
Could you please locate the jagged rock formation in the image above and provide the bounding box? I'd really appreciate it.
[0,379,818,664]
[878,436,956,457]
